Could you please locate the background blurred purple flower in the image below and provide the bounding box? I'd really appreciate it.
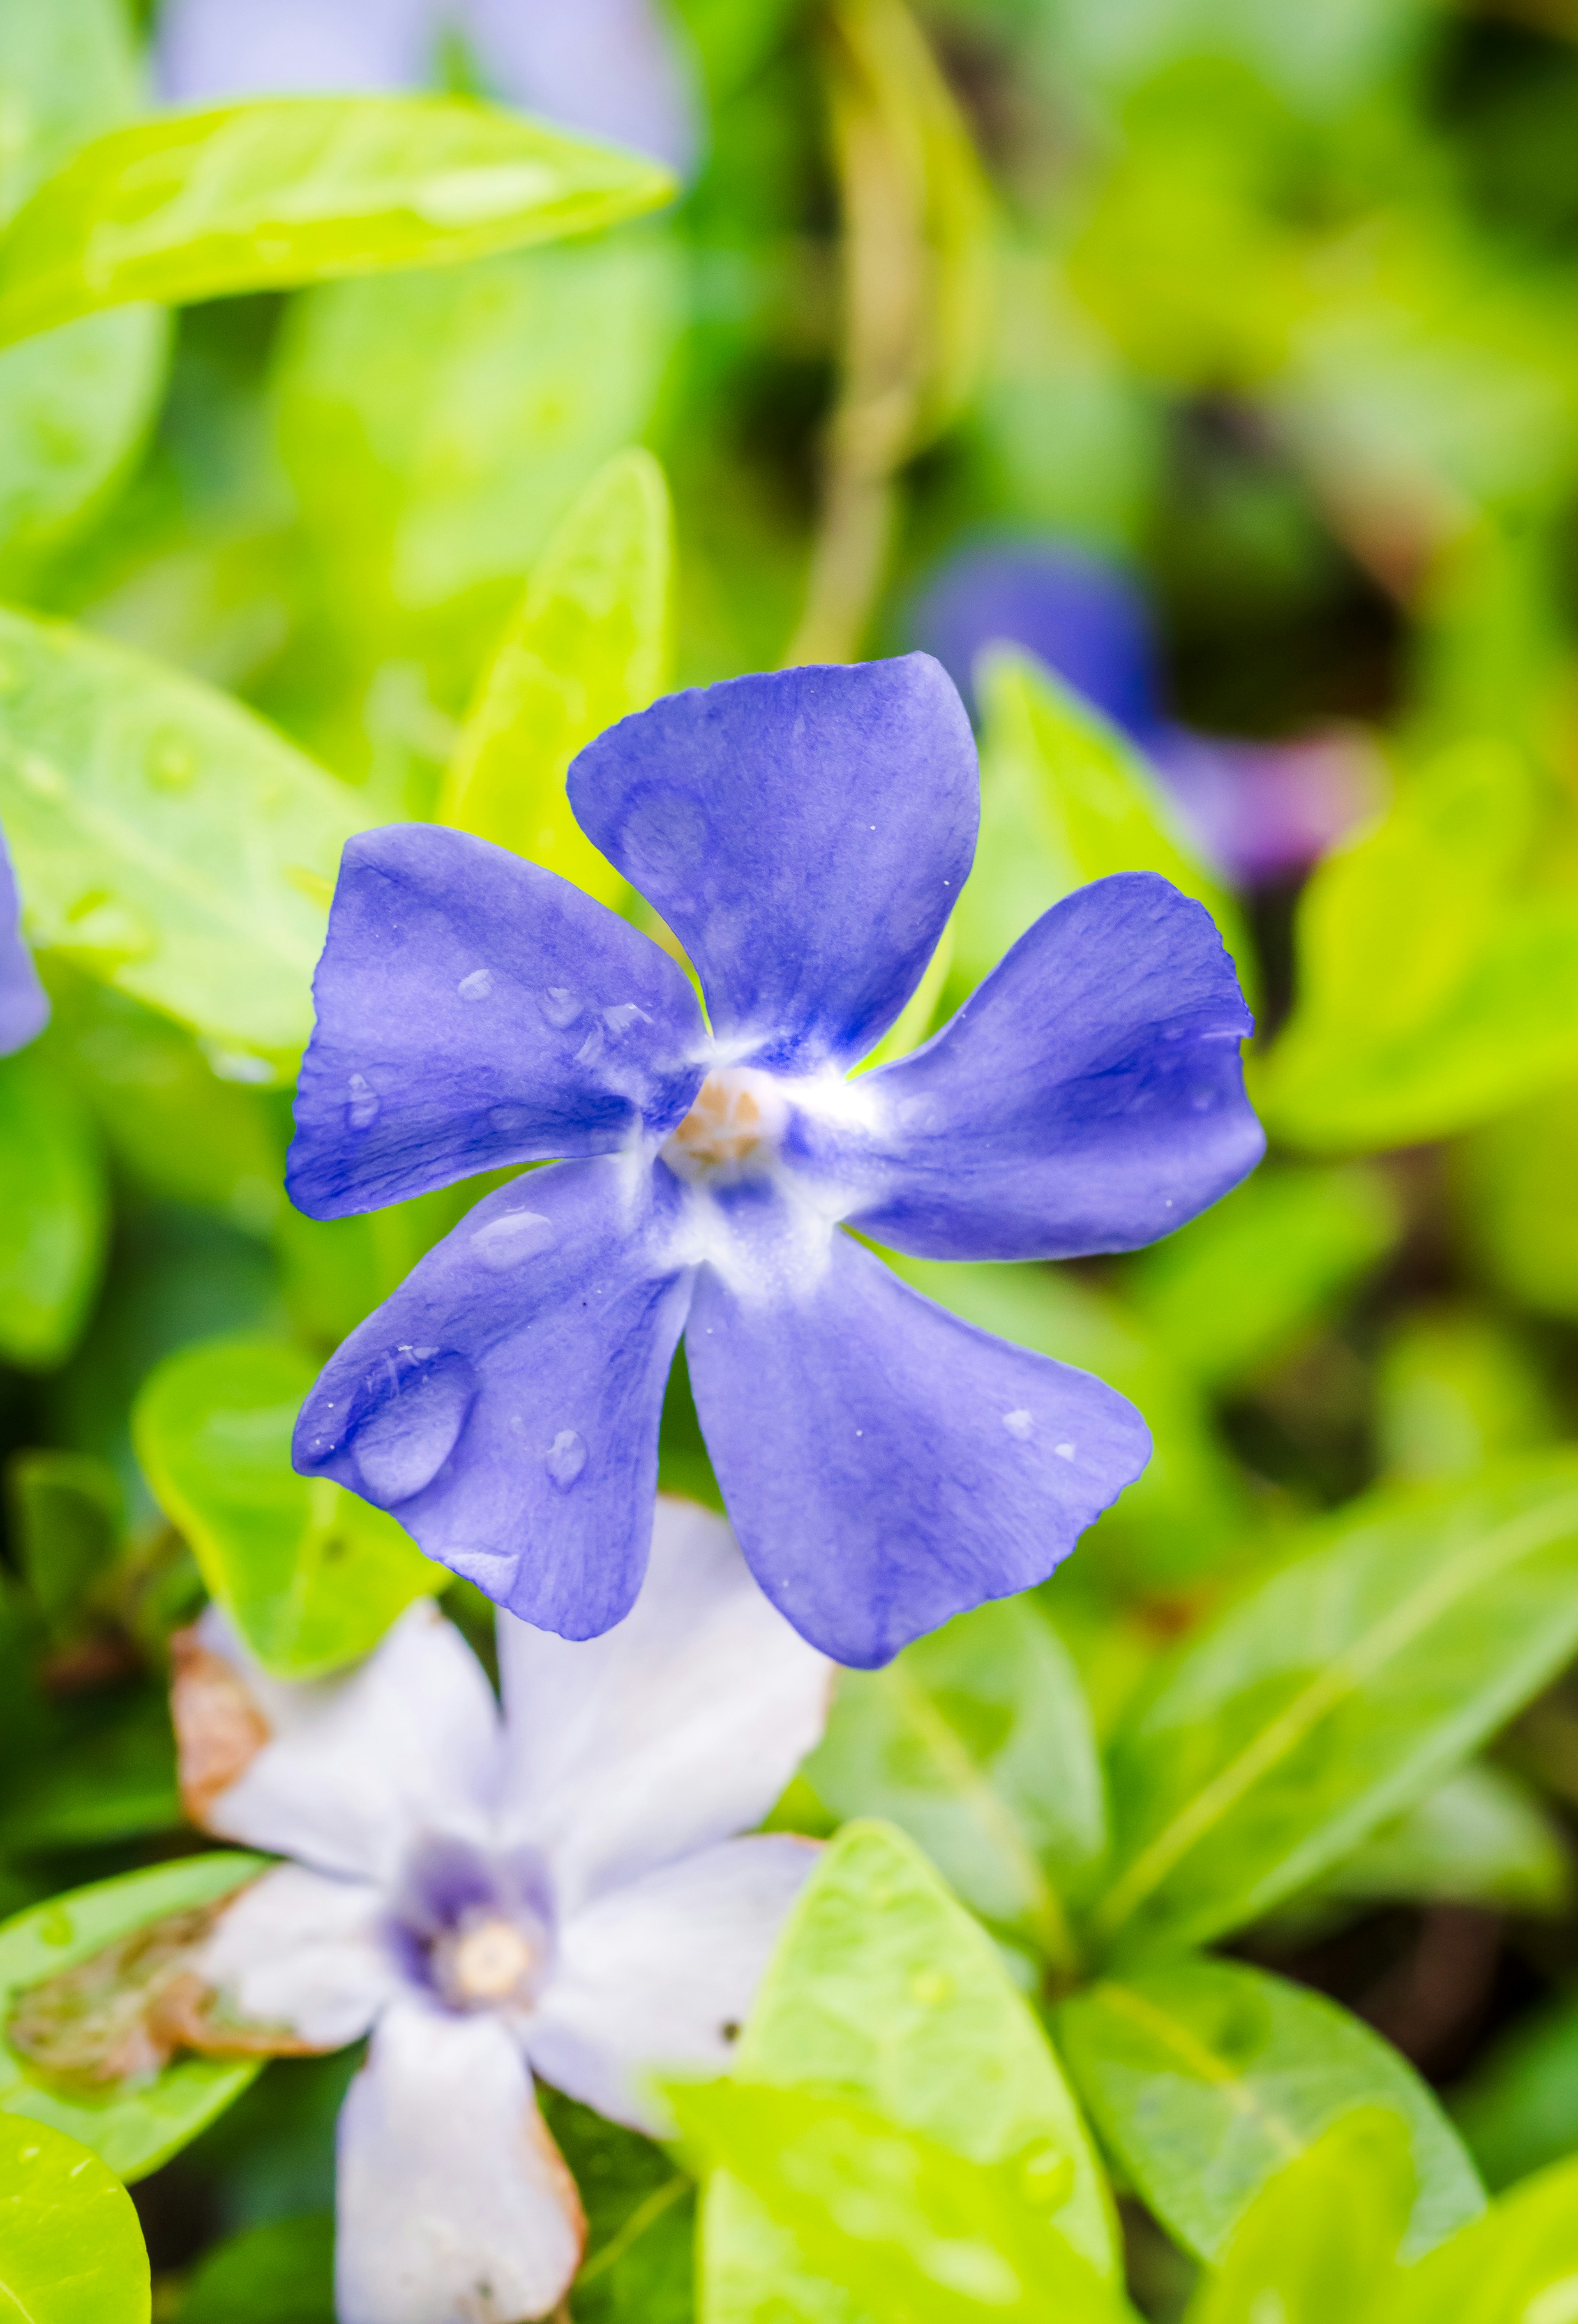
[155,0,700,175]
[0,835,48,1055]
[286,654,1262,1669]
[173,1498,828,2324]
[909,541,1382,888]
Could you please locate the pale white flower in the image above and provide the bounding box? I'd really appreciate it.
[173,1496,829,2324]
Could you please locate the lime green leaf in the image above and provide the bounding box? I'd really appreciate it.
[1320,1763,1570,1918]
[1456,1078,1578,1323]
[956,651,1249,1000]
[0,97,676,347]
[0,2114,148,2324]
[883,1251,1250,1589]
[1376,1309,1557,1484]
[0,1857,263,2179]
[1392,2150,1578,2324]
[681,2082,1128,2324]
[1120,1162,1402,1390]
[0,606,363,1066]
[1057,1959,1483,2265]
[438,445,671,901]
[702,1821,1118,2324]
[0,0,168,590]
[805,1599,1105,1965]
[134,1335,440,1680]
[0,1049,105,1369]
[178,2215,335,2324]
[1253,738,1578,1151]
[272,230,681,671]
[1185,2109,1413,2324]
[1091,1456,1578,1956]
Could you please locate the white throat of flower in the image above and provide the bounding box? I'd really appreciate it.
[661,1066,788,1184]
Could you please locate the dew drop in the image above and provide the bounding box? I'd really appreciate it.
[545,1429,587,1489]
[1054,1442,1077,1461]
[489,1106,531,1136]
[353,1361,474,1505]
[346,1073,380,1131]
[457,967,494,1002]
[540,986,582,1030]
[575,1024,606,1068]
[602,1002,649,1036]
[1002,1409,1034,1441]
[470,1209,556,1272]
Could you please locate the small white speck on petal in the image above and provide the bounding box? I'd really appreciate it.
[1003,1409,1034,1440]
[457,968,493,1001]
[1054,1442,1077,1460]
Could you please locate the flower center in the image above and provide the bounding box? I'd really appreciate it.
[431,1912,538,2009]
[663,1068,784,1182]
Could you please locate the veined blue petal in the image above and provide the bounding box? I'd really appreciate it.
[293,1159,692,1639]
[849,872,1264,1261]
[685,1213,1151,1667]
[567,656,977,1072]
[288,825,704,1221]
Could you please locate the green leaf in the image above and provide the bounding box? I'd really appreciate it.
[274,1179,493,1349]
[1375,1308,1557,1485]
[7,1451,121,1641]
[0,1687,181,1855]
[272,231,681,672]
[1456,1078,1578,1324]
[0,1049,105,1369]
[1184,2109,1413,2324]
[134,1334,440,1680]
[1091,1456,1578,1956]
[0,606,363,1066]
[1120,1163,1402,1390]
[1318,1762,1571,1918]
[1253,737,1578,1152]
[178,2215,335,2324]
[0,1856,263,2180]
[1392,2151,1578,2324]
[1057,1958,1484,2265]
[542,2089,694,2324]
[681,2082,1129,2324]
[438,445,671,901]
[0,2114,149,2324]
[701,1821,1119,2324]
[955,651,1250,1001]
[805,1598,1105,1966]
[0,96,676,347]
[1451,1994,1578,2194]
[882,1250,1251,1589]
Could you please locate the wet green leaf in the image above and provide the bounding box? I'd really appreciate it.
[806,1598,1106,1960]
[0,1048,105,1369]
[0,1856,263,2180]
[439,446,671,902]
[134,1334,440,1679]
[0,97,676,346]
[0,2113,148,2324]
[683,2082,1128,2324]
[1092,1457,1578,1955]
[1184,2109,1413,2324]
[1057,1958,1483,2264]
[956,651,1249,1000]
[702,1821,1119,2324]
[1121,1162,1402,1390]
[0,606,363,1067]
[0,0,168,589]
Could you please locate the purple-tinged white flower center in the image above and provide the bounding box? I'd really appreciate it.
[390,1835,554,2017]
[430,1911,541,2010]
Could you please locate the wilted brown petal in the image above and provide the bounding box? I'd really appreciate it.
[170,1625,273,1824]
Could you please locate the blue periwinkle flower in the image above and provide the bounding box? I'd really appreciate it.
[288,655,1263,1666]
[0,834,48,1055]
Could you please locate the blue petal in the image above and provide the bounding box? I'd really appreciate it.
[459,0,701,174]
[567,657,978,1072]
[0,831,46,1056]
[685,1219,1150,1667]
[849,872,1264,1260]
[156,0,431,100]
[293,1159,692,1638]
[908,542,1166,739]
[288,825,705,1220]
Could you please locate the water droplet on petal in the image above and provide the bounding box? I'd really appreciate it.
[575,1024,606,1068]
[353,1358,475,1506]
[1002,1409,1034,1441]
[540,986,582,1030]
[346,1073,380,1131]
[457,967,494,1002]
[469,1210,556,1272]
[1054,1442,1077,1461]
[489,1105,530,1136]
[602,1002,650,1036]
[545,1429,586,1489]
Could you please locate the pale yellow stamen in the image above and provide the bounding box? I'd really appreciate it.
[667,1070,775,1175]
[440,1916,537,2006]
